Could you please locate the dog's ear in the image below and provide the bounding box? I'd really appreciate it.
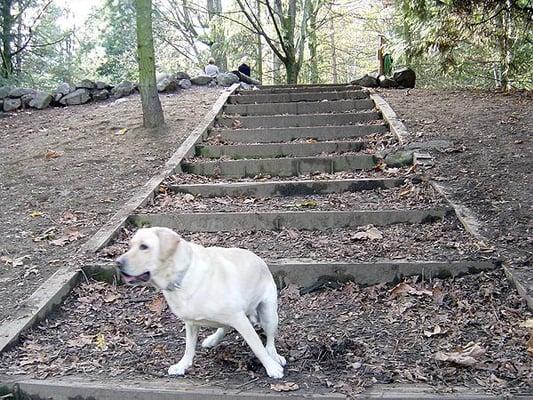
[154,227,180,261]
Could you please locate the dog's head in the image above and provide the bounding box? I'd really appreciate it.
[115,227,184,288]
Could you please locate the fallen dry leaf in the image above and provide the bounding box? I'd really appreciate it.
[67,334,94,348]
[95,333,107,351]
[50,236,69,247]
[435,342,485,366]
[270,382,299,392]
[147,296,166,315]
[390,282,432,299]
[30,211,43,218]
[1,255,31,267]
[424,325,447,337]
[45,149,62,160]
[353,226,383,241]
[115,128,128,135]
[182,193,195,202]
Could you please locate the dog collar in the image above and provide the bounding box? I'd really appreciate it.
[165,270,187,292]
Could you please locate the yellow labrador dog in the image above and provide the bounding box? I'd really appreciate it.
[115,227,286,379]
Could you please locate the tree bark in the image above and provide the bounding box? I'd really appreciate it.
[329,17,337,83]
[255,0,262,81]
[307,6,318,83]
[499,0,512,91]
[206,0,227,70]
[135,0,165,129]
[1,0,14,79]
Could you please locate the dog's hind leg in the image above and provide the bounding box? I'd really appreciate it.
[258,301,286,367]
[168,322,199,376]
[230,312,284,379]
[201,327,227,348]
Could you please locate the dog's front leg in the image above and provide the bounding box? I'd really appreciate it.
[168,322,199,376]
[230,313,284,379]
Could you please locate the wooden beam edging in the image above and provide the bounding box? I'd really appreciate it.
[432,181,532,310]
[0,84,240,354]
[369,93,409,145]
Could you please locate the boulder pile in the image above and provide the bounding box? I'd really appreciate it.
[0,69,245,113]
[351,67,416,89]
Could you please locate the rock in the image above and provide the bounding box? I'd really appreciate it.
[216,72,240,87]
[95,81,112,90]
[76,79,96,89]
[384,150,414,167]
[191,75,213,85]
[8,87,35,98]
[3,97,21,112]
[0,86,13,99]
[55,82,72,95]
[91,89,110,101]
[21,93,36,107]
[393,67,416,88]
[60,88,91,105]
[111,80,135,98]
[351,74,378,88]
[405,140,453,151]
[157,76,178,92]
[176,71,191,80]
[378,75,398,88]
[178,79,192,89]
[29,91,52,109]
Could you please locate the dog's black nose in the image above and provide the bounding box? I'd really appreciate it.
[115,256,125,270]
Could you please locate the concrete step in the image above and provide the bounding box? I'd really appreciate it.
[228,90,369,104]
[255,83,362,93]
[131,208,453,232]
[3,375,511,400]
[212,124,388,143]
[224,98,374,116]
[217,111,381,129]
[167,178,406,197]
[181,154,378,177]
[196,141,366,159]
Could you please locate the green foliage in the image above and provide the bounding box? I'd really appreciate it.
[95,0,139,82]
[392,0,533,89]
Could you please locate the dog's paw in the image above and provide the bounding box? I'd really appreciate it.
[265,360,284,379]
[273,353,287,367]
[202,334,221,348]
[267,347,287,367]
[168,361,190,376]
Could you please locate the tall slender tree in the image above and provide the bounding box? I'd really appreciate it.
[135,0,164,128]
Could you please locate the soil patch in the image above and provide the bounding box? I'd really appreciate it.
[380,89,532,278]
[0,88,224,323]
[98,216,485,264]
[0,270,530,396]
[142,179,446,213]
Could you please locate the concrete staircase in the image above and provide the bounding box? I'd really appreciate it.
[130,84,495,289]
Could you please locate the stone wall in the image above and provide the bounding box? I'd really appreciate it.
[0,71,241,113]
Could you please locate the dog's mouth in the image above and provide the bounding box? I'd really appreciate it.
[120,271,151,284]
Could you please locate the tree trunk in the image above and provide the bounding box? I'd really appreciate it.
[135,0,165,129]
[308,10,318,83]
[255,0,262,82]
[1,0,13,79]
[330,17,337,83]
[285,57,299,84]
[207,0,227,70]
[377,35,384,76]
[272,51,282,84]
[500,0,512,91]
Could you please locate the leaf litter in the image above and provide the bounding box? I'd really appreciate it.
[0,270,530,396]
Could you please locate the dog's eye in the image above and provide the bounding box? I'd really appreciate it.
[139,244,149,250]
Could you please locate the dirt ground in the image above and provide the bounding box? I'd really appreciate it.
[1,270,530,396]
[0,87,224,324]
[380,88,532,293]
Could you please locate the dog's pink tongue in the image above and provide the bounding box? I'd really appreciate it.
[122,274,137,284]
